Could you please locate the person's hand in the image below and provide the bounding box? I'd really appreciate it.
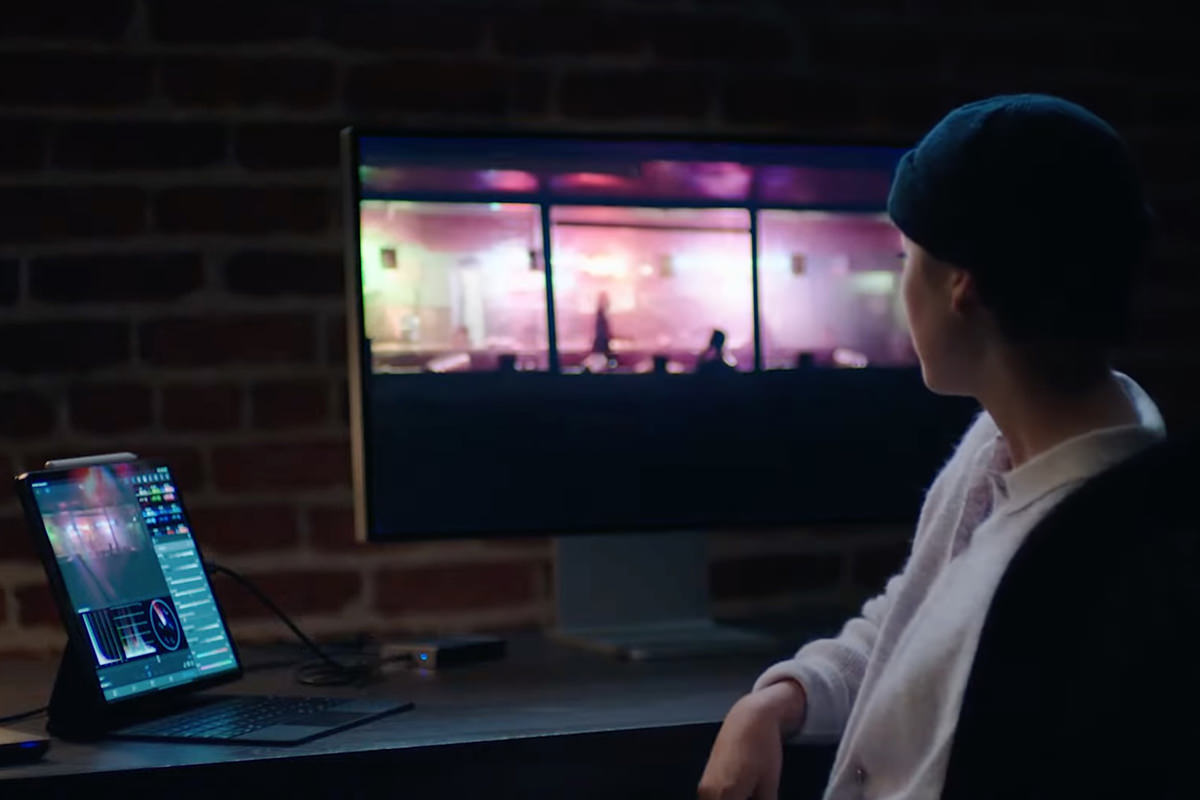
[697,680,807,800]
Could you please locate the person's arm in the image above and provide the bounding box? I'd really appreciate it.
[753,566,908,738]
[753,411,993,738]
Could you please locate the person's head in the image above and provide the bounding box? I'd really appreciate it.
[888,94,1152,398]
[708,329,727,352]
[597,291,610,311]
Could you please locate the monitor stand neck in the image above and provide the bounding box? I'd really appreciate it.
[551,532,777,660]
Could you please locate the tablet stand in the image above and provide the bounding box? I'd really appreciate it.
[46,640,114,740]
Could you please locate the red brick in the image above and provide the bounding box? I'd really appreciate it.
[710,553,842,600]
[0,54,152,107]
[308,506,357,550]
[335,378,350,425]
[147,0,315,43]
[944,31,1092,82]
[0,120,45,172]
[234,123,341,171]
[30,252,203,304]
[345,59,508,115]
[510,68,553,116]
[52,121,226,170]
[0,321,130,374]
[723,74,862,129]
[1144,89,1200,130]
[162,383,242,432]
[320,5,485,52]
[211,569,361,620]
[0,586,4,623]
[224,250,343,296]
[1147,184,1200,239]
[251,379,329,430]
[126,444,206,492]
[5,1,135,39]
[807,21,944,79]
[328,313,348,366]
[140,313,317,367]
[0,259,16,304]
[1133,136,1200,190]
[493,10,645,57]
[0,389,56,439]
[68,382,153,434]
[15,583,59,627]
[0,186,147,243]
[22,443,206,492]
[1096,30,1196,82]
[856,83,954,138]
[160,56,335,109]
[375,560,546,614]
[154,185,333,235]
[188,505,300,554]
[560,69,712,120]
[212,440,350,491]
[649,14,794,63]
[0,513,38,564]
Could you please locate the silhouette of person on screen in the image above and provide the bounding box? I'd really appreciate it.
[591,291,614,359]
[695,329,737,376]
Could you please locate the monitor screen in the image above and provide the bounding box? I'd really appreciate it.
[27,463,239,701]
[346,132,978,539]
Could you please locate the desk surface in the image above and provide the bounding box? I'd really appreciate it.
[0,634,837,798]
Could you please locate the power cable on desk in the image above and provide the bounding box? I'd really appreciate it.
[204,561,375,687]
[0,706,47,725]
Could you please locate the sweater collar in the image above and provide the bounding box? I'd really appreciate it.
[990,372,1166,516]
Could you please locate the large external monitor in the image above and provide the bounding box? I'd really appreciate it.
[343,131,977,543]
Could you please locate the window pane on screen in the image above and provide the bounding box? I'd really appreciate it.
[360,201,549,373]
[757,211,915,370]
[549,206,754,375]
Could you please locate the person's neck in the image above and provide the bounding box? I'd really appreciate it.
[975,354,1138,469]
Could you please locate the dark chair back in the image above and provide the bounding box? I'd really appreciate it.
[941,435,1200,800]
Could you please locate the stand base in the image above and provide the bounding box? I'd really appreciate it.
[551,618,779,661]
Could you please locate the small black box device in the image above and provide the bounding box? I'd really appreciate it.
[0,727,50,766]
[380,635,506,669]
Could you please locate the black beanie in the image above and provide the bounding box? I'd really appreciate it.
[887,93,1151,344]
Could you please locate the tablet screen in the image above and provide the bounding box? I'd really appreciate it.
[27,462,239,701]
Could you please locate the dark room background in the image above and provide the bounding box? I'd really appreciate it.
[1,0,1196,655]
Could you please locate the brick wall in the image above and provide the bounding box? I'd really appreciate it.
[1,0,1196,654]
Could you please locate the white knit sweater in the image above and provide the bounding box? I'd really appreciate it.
[753,373,1165,799]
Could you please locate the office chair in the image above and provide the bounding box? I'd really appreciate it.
[941,434,1200,800]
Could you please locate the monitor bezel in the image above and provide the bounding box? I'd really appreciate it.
[13,460,244,711]
[342,127,919,544]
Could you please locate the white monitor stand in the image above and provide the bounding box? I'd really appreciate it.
[552,531,780,660]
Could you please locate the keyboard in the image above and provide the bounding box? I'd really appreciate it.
[114,695,375,743]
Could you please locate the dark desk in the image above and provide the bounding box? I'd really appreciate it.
[0,636,836,799]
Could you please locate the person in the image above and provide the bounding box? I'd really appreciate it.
[591,291,614,359]
[696,329,737,376]
[698,94,1160,800]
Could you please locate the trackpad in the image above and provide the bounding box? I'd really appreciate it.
[235,724,328,743]
[282,711,370,726]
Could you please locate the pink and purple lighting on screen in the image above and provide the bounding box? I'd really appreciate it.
[357,152,915,374]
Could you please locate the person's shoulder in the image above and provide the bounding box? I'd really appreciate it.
[923,410,997,501]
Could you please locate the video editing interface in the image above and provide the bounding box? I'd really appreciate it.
[30,463,238,701]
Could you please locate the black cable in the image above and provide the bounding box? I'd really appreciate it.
[0,706,47,725]
[204,562,374,687]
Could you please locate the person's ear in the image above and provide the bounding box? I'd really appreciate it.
[948,268,978,316]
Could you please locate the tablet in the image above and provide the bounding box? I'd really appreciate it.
[14,460,242,705]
